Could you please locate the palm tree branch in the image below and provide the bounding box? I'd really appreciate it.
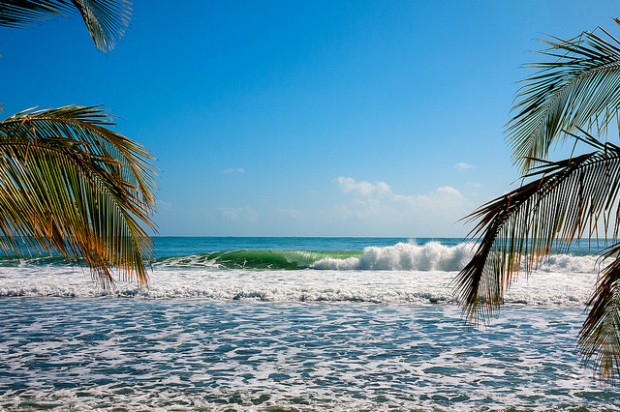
[507,26,620,172]
[579,245,620,382]
[0,0,131,52]
[0,0,70,27]
[0,137,152,284]
[0,106,156,286]
[69,0,132,52]
[456,137,620,323]
[1,106,156,207]
[0,139,152,285]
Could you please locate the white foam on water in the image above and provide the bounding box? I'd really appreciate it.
[1,300,618,411]
[0,261,600,306]
[538,253,603,273]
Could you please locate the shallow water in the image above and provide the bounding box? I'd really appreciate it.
[1,237,617,411]
[1,298,618,411]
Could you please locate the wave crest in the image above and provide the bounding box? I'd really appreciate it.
[0,241,604,273]
[312,242,475,271]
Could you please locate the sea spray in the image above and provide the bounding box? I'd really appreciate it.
[312,241,475,271]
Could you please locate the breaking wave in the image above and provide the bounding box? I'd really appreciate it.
[0,241,606,304]
[152,241,603,273]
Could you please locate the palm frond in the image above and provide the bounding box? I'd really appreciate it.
[507,22,620,171]
[580,245,620,382]
[0,105,156,286]
[0,0,66,27]
[0,0,131,52]
[456,132,620,323]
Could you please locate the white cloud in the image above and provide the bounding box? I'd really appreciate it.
[335,176,391,197]
[222,168,245,174]
[334,197,397,220]
[276,208,304,219]
[333,176,474,234]
[336,177,463,205]
[454,162,474,171]
[405,186,463,208]
[156,199,173,212]
[219,206,257,222]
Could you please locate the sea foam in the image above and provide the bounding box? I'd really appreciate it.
[2,300,615,411]
[0,264,599,306]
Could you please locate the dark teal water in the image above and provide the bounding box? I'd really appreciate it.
[151,236,610,257]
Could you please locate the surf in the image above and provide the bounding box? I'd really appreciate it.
[151,241,603,273]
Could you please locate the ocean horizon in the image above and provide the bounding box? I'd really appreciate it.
[1,237,619,411]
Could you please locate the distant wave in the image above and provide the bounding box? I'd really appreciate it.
[155,249,361,270]
[0,241,605,274]
[152,242,604,273]
[0,256,75,267]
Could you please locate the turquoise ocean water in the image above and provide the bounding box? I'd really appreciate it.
[1,237,619,411]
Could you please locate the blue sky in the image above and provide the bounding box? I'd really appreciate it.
[1,1,618,236]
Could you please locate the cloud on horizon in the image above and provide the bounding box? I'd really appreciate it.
[336,177,391,197]
[454,162,474,171]
[219,206,257,222]
[333,176,474,234]
[222,168,246,174]
[276,208,305,219]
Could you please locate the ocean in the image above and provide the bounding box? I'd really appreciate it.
[1,237,618,411]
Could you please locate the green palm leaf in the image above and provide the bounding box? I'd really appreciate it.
[0,105,156,286]
[461,19,620,380]
[456,131,620,379]
[0,0,131,52]
[507,19,620,171]
[580,247,620,381]
[456,133,620,321]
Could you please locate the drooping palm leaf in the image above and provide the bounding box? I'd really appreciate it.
[507,19,620,172]
[0,105,156,286]
[456,132,620,324]
[0,0,131,52]
[580,245,620,381]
